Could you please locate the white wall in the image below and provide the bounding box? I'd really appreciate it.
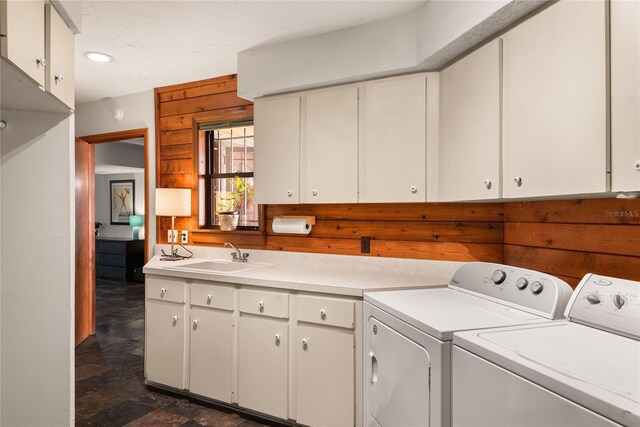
[0,110,74,426]
[96,172,145,239]
[95,141,144,169]
[75,90,156,258]
[237,0,545,100]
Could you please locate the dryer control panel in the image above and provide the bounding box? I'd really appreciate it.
[448,262,574,320]
[567,274,640,340]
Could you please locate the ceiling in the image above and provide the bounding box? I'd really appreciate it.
[75,0,427,104]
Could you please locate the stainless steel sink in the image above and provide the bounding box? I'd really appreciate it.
[165,259,271,274]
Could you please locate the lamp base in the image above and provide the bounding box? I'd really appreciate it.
[160,254,186,261]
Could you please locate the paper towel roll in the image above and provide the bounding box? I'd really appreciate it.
[272,217,312,234]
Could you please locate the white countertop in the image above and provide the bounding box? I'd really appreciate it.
[144,246,460,297]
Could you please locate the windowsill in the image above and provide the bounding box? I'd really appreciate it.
[191,229,264,235]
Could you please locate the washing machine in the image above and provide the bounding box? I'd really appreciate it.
[363,262,573,427]
[452,273,640,427]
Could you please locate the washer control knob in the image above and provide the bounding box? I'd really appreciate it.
[491,269,507,284]
[530,281,544,295]
[613,294,626,309]
[586,293,601,305]
[515,277,528,290]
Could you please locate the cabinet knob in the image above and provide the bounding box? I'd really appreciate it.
[635,160,640,171]
[161,288,167,295]
[206,294,212,303]
[484,179,492,189]
[258,301,264,311]
[55,74,63,83]
[302,338,308,347]
[173,316,179,322]
[193,319,199,326]
[275,334,280,343]
[287,190,293,197]
[514,176,523,186]
[410,186,417,194]
[320,309,326,319]
[36,58,46,67]
[312,189,318,196]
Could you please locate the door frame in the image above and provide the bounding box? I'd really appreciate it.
[76,127,150,345]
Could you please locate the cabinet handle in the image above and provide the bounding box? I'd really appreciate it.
[287,190,293,197]
[55,74,64,83]
[36,58,46,67]
[410,186,417,194]
[514,176,523,187]
[206,294,212,303]
[320,309,326,319]
[484,179,492,189]
[634,160,640,171]
[312,189,318,196]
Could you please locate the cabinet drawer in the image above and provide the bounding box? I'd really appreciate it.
[147,276,185,303]
[190,283,233,311]
[96,252,126,267]
[96,240,126,255]
[298,295,355,329]
[238,289,289,319]
[96,265,126,280]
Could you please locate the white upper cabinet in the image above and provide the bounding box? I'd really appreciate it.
[359,74,427,202]
[254,95,301,204]
[301,86,359,203]
[502,0,607,198]
[0,0,46,87]
[46,4,74,110]
[439,39,501,201]
[611,0,640,192]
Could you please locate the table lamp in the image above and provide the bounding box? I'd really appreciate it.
[156,188,191,261]
[129,215,143,240]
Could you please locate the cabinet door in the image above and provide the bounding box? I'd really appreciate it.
[296,325,355,427]
[189,308,233,402]
[46,4,74,109]
[254,96,300,204]
[145,300,185,389]
[611,0,640,192]
[301,86,358,203]
[0,0,45,86]
[359,75,427,202]
[440,39,501,201]
[237,316,288,418]
[502,1,607,198]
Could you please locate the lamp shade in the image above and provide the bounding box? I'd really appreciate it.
[155,188,191,217]
[129,215,144,227]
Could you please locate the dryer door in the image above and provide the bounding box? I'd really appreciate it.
[367,317,431,426]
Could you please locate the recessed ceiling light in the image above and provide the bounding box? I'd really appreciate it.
[84,52,113,63]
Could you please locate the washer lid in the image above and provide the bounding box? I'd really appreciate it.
[364,288,544,341]
[454,322,640,426]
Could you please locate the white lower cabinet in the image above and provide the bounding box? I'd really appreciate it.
[237,316,289,419]
[146,276,361,425]
[296,325,355,426]
[189,307,233,402]
[146,300,185,389]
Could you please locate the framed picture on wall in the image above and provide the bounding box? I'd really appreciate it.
[110,180,135,225]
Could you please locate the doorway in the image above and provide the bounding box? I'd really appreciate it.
[75,128,150,346]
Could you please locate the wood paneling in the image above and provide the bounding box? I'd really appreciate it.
[504,199,640,286]
[156,75,640,283]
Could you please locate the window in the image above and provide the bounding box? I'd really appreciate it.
[200,121,258,230]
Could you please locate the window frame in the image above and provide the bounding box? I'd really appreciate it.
[190,110,265,240]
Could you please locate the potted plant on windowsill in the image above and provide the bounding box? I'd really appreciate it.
[216,176,253,232]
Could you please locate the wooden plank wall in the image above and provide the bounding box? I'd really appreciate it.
[156,75,640,286]
[503,199,640,287]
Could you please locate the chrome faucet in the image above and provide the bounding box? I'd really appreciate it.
[224,241,249,263]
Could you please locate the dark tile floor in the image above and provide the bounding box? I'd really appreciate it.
[75,278,270,427]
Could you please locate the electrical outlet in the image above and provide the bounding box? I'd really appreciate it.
[361,236,371,254]
[167,230,177,243]
[181,230,188,244]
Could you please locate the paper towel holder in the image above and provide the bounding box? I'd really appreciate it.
[272,216,316,234]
